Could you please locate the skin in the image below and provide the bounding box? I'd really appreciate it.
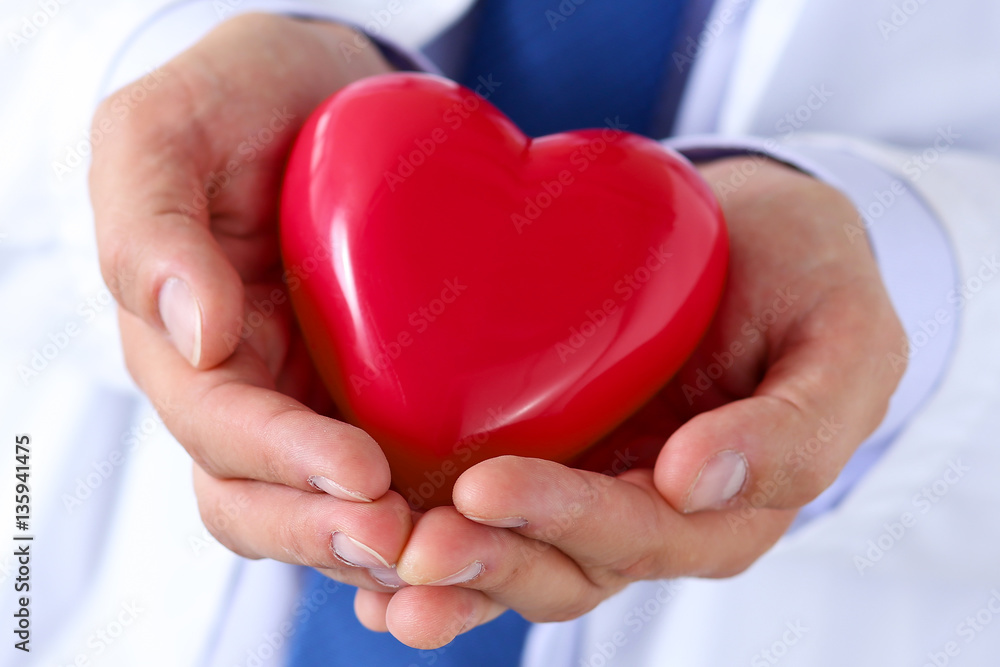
[90,13,905,650]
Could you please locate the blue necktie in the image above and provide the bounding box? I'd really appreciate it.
[287,568,530,666]
[289,2,690,665]
[460,0,689,138]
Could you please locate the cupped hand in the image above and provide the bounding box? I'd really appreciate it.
[90,14,411,589]
[354,156,907,647]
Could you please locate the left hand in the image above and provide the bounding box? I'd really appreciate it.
[91,14,412,591]
[351,157,907,648]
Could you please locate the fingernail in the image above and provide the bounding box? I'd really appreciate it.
[426,561,484,587]
[686,451,747,512]
[370,567,407,588]
[158,277,202,366]
[463,515,528,529]
[331,532,390,569]
[309,475,372,503]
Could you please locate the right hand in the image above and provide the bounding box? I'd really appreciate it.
[90,13,413,590]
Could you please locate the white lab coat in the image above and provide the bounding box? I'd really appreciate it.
[1,0,999,665]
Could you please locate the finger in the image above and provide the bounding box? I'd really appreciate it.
[655,159,907,512]
[455,457,795,580]
[656,282,905,513]
[91,15,392,369]
[193,466,411,590]
[396,506,604,622]
[122,308,390,500]
[90,73,247,369]
[354,589,393,632]
[385,586,506,650]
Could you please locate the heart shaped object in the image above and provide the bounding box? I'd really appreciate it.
[281,73,727,508]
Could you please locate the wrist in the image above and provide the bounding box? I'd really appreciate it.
[694,155,860,237]
[694,155,811,198]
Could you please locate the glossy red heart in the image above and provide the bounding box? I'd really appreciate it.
[281,73,727,508]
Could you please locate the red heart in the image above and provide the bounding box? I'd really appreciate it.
[281,73,727,509]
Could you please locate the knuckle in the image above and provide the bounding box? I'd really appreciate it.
[609,550,662,583]
[275,511,330,569]
[186,445,221,480]
[602,504,668,582]
[96,80,167,152]
[773,454,838,509]
[488,557,530,593]
[257,406,313,481]
[92,63,203,176]
[709,551,760,579]
[182,382,311,485]
[195,488,248,557]
[785,467,837,507]
[98,232,141,302]
[538,593,602,624]
[177,385,230,473]
[551,470,608,538]
[710,525,786,578]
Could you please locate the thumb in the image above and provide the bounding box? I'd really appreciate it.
[655,292,904,513]
[90,76,246,369]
